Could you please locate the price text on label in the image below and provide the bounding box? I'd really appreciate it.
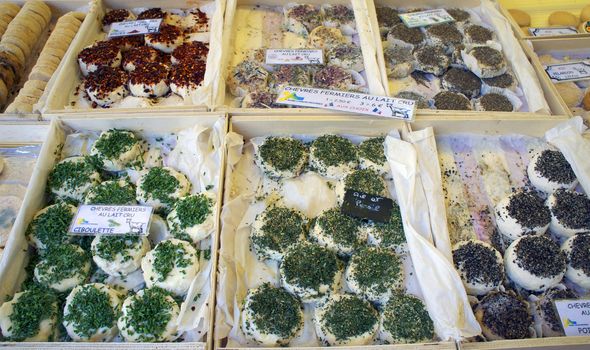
[399,9,455,28]
[69,205,153,236]
[341,190,394,223]
[108,18,162,38]
[545,61,590,83]
[555,299,590,336]
[529,27,578,37]
[276,86,416,120]
[265,49,324,65]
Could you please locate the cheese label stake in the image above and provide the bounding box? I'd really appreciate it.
[529,27,578,37]
[69,205,153,236]
[108,19,162,38]
[341,190,394,223]
[545,61,590,83]
[554,299,590,336]
[265,49,324,65]
[399,9,455,28]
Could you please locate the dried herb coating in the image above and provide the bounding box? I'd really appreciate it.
[152,240,193,282]
[27,202,74,249]
[121,287,178,341]
[35,243,90,287]
[381,292,434,343]
[320,295,378,341]
[311,134,357,168]
[359,137,386,165]
[478,93,513,112]
[86,180,136,205]
[344,168,387,196]
[251,206,307,260]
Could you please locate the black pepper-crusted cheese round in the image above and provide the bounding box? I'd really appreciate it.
[376,7,401,27]
[479,93,514,112]
[446,8,471,22]
[534,150,577,185]
[514,236,566,278]
[551,190,590,230]
[465,25,494,44]
[480,291,531,339]
[453,241,503,286]
[433,91,472,110]
[426,23,463,45]
[442,68,482,98]
[388,23,425,46]
[414,45,449,75]
[540,287,577,333]
[569,233,590,275]
[324,5,354,23]
[395,91,428,109]
[483,73,515,89]
[506,190,551,229]
[471,46,504,67]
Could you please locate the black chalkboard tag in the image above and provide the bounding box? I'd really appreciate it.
[341,190,394,223]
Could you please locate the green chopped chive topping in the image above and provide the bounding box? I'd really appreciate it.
[47,157,98,196]
[123,287,177,341]
[350,247,402,296]
[140,167,183,208]
[251,207,306,259]
[64,285,117,338]
[312,135,357,167]
[86,180,136,205]
[344,168,386,196]
[27,203,74,249]
[359,137,386,164]
[322,295,377,341]
[93,234,142,262]
[152,240,192,282]
[282,243,340,295]
[171,194,213,234]
[316,208,363,253]
[382,292,434,343]
[93,129,137,160]
[259,137,307,173]
[247,283,302,338]
[372,204,405,248]
[36,244,90,287]
[7,285,58,341]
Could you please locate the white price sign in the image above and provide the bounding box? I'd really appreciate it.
[555,299,590,336]
[399,9,455,28]
[108,18,162,38]
[276,86,416,120]
[545,61,590,83]
[69,205,153,236]
[265,49,324,65]
[529,27,578,37]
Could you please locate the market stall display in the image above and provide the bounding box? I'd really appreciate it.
[411,117,590,346]
[216,0,385,111]
[0,113,225,347]
[368,0,550,115]
[43,0,225,113]
[0,1,88,117]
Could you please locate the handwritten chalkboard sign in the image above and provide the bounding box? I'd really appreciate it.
[341,190,393,223]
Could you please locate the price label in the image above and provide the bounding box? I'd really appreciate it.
[276,86,416,121]
[108,18,162,38]
[529,27,578,37]
[341,190,394,223]
[69,205,153,236]
[265,49,324,65]
[545,61,590,83]
[554,299,590,336]
[399,9,455,28]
